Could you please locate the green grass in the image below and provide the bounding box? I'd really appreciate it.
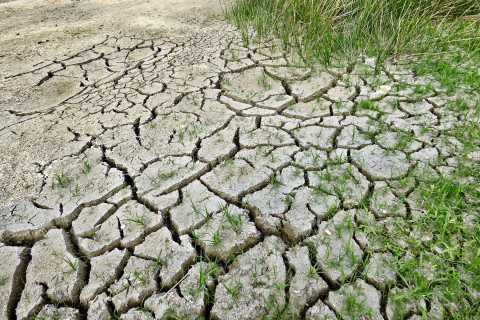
[0,277,8,286]
[221,2,480,313]
[380,166,480,318]
[224,0,480,72]
[220,6,480,316]
[411,51,480,95]
[355,97,480,319]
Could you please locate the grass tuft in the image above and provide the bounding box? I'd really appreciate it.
[224,0,480,72]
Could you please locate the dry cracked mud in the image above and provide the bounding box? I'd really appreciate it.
[0,0,477,319]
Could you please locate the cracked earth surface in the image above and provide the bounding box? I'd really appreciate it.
[1,0,478,319]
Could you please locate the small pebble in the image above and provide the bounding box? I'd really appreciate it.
[421,235,432,243]
[365,57,376,66]
[433,246,444,255]
[324,229,331,236]
[380,85,392,93]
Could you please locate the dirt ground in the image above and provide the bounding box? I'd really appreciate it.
[0,0,224,75]
[0,0,225,209]
[1,0,476,319]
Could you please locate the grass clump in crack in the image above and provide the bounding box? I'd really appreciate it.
[224,0,480,72]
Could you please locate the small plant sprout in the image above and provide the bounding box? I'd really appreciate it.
[60,256,78,275]
[191,228,203,244]
[124,212,148,229]
[268,172,283,190]
[222,280,243,306]
[0,277,8,286]
[189,157,197,170]
[149,249,167,269]
[91,231,100,242]
[251,260,265,288]
[221,158,234,168]
[191,201,199,215]
[82,160,91,174]
[258,70,272,91]
[133,268,149,284]
[306,263,321,278]
[221,75,231,85]
[203,206,212,224]
[208,230,222,246]
[292,165,303,177]
[282,194,294,207]
[53,173,71,188]
[151,169,175,187]
[72,184,80,197]
[223,207,242,234]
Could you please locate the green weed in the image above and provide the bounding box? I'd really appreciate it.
[225,0,480,73]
